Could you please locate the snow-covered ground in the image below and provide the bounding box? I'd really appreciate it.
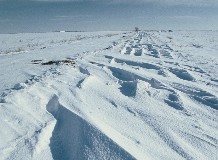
[0,31,218,160]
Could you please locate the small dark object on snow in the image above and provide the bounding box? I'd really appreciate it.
[31,60,43,64]
[42,60,75,66]
[135,27,139,32]
[31,60,42,62]
[32,59,75,66]
[42,61,57,65]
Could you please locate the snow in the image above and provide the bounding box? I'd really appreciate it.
[0,31,218,160]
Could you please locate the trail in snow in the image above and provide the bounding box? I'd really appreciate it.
[0,31,218,160]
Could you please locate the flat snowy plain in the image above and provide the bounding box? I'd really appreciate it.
[0,31,217,160]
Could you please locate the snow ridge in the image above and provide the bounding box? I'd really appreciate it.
[0,31,218,160]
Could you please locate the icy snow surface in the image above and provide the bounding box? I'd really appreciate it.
[0,31,218,160]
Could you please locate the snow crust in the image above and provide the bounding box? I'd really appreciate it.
[0,31,218,160]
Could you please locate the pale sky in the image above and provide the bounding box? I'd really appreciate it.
[0,0,217,33]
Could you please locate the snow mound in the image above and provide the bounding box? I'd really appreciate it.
[46,95,135,160]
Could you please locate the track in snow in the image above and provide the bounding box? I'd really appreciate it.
[0,31,218,160]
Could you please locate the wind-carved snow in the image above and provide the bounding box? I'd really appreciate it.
[0,31,218,160]
[46,95,135,160]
